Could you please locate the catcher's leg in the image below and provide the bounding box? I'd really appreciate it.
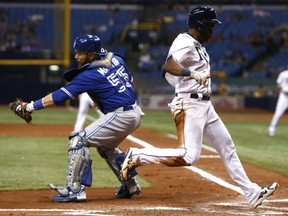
[97,146,141,199]
[49,131,91,202]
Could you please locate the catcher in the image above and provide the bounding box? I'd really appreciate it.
[9,34,143,202]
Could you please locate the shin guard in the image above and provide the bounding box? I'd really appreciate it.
[67,133,91,192]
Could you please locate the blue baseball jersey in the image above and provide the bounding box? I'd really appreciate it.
[52,53,136,114]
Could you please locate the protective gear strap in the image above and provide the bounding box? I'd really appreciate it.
[81,159,93,187]
[97,146,123,182]
[63,63,89,82]
[89,52,113,69]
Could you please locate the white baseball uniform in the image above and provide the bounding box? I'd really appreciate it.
[269,69,288,136]
[129,33,262,205]
[73,92,103,133]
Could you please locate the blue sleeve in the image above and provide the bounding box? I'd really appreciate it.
[52,87,76,105]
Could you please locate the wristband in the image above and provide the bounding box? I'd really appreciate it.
[25,101,35,112]
[180,68,191,76]
[33,98,44,110]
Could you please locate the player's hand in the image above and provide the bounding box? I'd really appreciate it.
[9,98,33,124]
[190,71,210,85]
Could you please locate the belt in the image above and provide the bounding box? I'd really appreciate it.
[123,105,134,111]
[190,94,210,101]
[115,104,136,112]
[176,93,210,101]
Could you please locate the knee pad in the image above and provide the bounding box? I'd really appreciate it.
[68,130,87,149]
[66,132,92,192]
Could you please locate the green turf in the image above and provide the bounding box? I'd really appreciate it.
[0,107,150,190]
[0,136,150,190]
[223,121,288,176]
[1,107,287,191]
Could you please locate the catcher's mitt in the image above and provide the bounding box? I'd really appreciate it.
[9,98,32,124]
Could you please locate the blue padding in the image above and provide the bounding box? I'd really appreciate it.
[81,159,93,187]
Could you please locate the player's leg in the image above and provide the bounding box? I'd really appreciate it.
[73,93,91,133]
[204,118,260,202]
[97,146,141,198]
[269,93,288,136]
[121,100,208,180]
[120,146,189,181]
[84,106,144,198]
[49,131,92,202]
[203,106,278,207]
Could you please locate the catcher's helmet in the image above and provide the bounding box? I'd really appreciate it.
[73,34,107,56]
[187,6,221,31]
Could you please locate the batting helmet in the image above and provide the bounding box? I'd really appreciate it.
[73,34,107,56]
[187,6,221,31]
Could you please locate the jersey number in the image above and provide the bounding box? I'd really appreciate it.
[196,47,208,63]
[107,66,131,92]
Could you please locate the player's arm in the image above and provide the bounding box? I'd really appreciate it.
[42,93,56,107]
[25,86,76,112]
[23,93,56,112]
[277,83,288,93]
[164,56,209,85]
[164,56,186,76]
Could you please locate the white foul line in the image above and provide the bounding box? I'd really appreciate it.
[0,206,190,216]
[184,166,243,194]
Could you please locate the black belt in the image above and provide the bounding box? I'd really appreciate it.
[190,94,210,101]
[123,105,134,111]
[112,105,135,113]
[176,93,210,101]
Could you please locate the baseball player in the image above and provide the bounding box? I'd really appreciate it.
[120,6,278,208]
[268,67,288,136]
[12,34,143,202]
[72,92,104,134]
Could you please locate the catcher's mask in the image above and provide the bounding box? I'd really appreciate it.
[187,5,221,32]
[73,34,107,56]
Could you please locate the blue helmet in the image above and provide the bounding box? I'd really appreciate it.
[187,6,221,31]
[73,34,107,56]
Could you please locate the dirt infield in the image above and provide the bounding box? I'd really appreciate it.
[0,119,288,216]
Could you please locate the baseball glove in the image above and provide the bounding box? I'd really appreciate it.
[9,98,32,124]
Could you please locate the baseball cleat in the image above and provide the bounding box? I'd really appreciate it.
[268,127,275,137]
[121,148,136,181]
[253,182,279,208]
[49,184,87,202]
[48,183,70,197]
[115,184,141,199]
